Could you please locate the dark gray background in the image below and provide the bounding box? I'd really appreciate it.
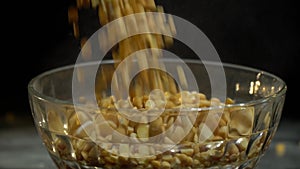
[1,0,298,120]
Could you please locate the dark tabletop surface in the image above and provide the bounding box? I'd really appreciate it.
[0,114,299,169]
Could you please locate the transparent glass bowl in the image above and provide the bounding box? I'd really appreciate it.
[28,59,286,169]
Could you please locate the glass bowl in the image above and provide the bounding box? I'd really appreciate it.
[28,59,286,169]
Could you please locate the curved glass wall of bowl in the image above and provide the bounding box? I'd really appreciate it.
[28,59,286,169]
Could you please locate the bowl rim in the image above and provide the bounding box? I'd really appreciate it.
[28,59,287,110]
